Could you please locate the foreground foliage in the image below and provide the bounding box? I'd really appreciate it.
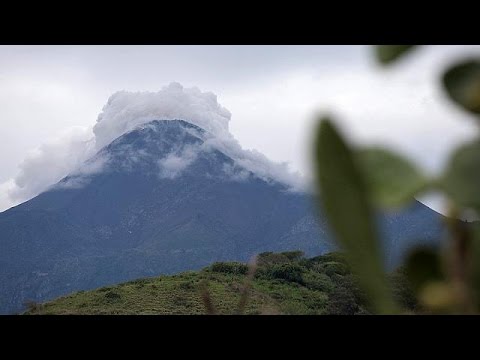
[313,45,480,314]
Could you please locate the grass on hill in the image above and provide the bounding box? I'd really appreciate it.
[25,251,416,315]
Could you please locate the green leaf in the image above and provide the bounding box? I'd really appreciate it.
[313,118,396,314]
[443,59,480,115]
[405,247,444,294]
[441,139,480,212]
[375,45,416,65]
[357,148,429,208]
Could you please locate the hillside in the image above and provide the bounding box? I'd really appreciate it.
[24,251,415,315]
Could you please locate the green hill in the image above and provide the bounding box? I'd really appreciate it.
[24,251,415,315]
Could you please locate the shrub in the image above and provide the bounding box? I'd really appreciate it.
[316,261,350,277]
[303,291,328,310]
[263,263,305,284]
[281,300,310,315]
[178,280,195,290]
[208,262,248,275]
[104,291,121,302]
[389,267,418,311]
[126,278,149,286]
[257,252,290,266]
[325,285,359,315]
[302,272,334,292]
[98,286,113,293]
[280,251,305,261]
[319,252,348,264]
[172,294,190,307]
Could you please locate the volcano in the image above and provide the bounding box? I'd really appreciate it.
[0,88,444,314]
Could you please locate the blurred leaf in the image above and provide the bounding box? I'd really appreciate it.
[357,148,429,207]
[405,247,444,294]
[419,281,455,312]
[443,60,480,115]
[313,118,396,314]
[441,139,480,212]
[468,223,480,309]
[375,45,416,65]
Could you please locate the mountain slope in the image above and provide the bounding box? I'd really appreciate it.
[0,120,443,314]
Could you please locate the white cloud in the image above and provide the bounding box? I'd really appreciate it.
[221,163,251,182]
[158,144,199,179]
[0,180,16,211]
[93,82,231,150]
[5,126,95,205]
[54,153,111,190]
[202,135,304,190]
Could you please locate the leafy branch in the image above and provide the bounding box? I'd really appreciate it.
[313,45,480,314]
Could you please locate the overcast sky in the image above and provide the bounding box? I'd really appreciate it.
[1,45,479,213]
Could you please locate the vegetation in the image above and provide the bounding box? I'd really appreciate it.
[313,45,480,314]
[24,251,414,315]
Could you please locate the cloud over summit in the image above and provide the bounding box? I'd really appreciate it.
[93,82,232,151]
[0,83,303,212]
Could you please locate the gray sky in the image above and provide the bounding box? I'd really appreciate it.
[1,45,479,213]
